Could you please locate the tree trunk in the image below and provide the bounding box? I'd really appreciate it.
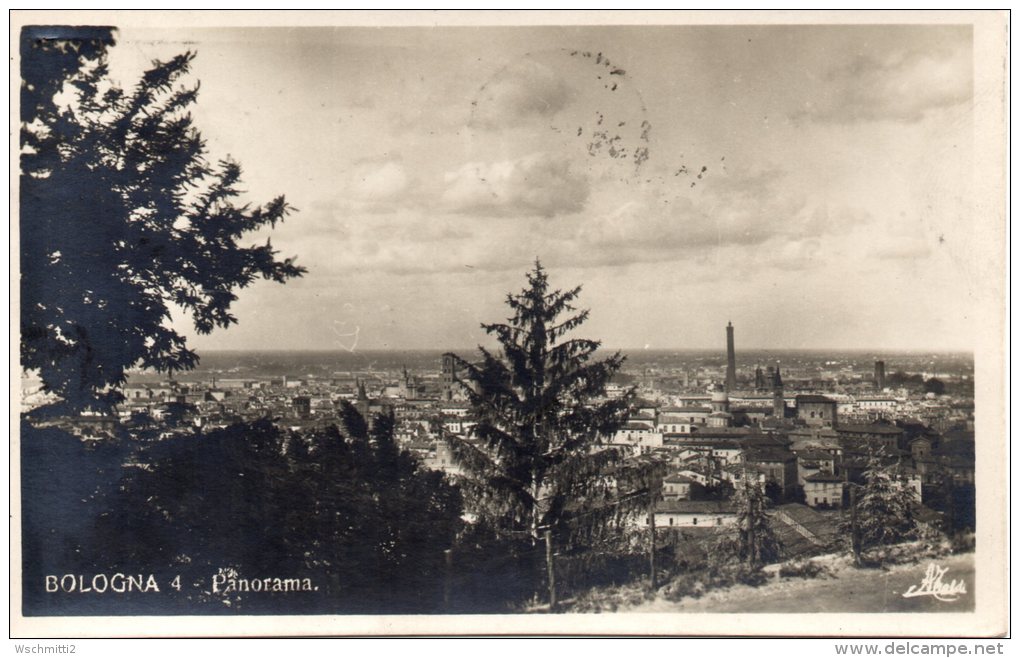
[531,477,541,545]
[850,485,862,567]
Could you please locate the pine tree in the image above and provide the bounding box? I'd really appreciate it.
[20,28,304,412]
[87,406,463,613]
[718,475,782,568]
[844,454,919,563]
[445,261,633,546]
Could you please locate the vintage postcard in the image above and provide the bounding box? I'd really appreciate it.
[9,10,1008,638]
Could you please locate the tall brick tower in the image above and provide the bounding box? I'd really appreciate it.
[874,360,886,390]
[772,383,785,421]
[725,321,737,392]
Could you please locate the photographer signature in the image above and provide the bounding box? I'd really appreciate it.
[902,562,967,602]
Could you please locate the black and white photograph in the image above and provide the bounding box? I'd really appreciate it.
[10,10,1008,639]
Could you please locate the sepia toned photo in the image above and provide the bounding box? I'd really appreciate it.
[10,10,1008,638]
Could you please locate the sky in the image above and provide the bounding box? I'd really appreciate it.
[102,22,980,352]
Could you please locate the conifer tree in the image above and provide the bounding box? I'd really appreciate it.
[20,28,304,412]
[445,262,633,546]
[84,407,463,613]
[844,454,920,564]
[718,475,782,568]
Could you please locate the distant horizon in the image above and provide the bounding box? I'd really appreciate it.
[186,346,975,356]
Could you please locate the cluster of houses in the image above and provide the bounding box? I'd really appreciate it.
[29,355,975,543]
[605,386,974,529]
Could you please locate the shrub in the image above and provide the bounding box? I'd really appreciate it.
[658,562,768,603]
[778,560,831,580]
[950,532,976,554]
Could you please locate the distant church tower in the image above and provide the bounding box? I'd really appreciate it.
[441,354,457,385]
[354,378,370,418]
[771,362,785,421]
[754,366,766,391]
[772,383,786,421]
[725,322,737,392]
[440,354,459,401]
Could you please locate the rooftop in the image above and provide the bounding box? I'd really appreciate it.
[795,449,837,462]
[744,447,796,463]
[804,472,844,483]
[837,423,904,436]
[656,500,734,514]
[796,395,837,404]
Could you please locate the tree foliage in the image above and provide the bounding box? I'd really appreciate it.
[844,455,920,561]
[23,405,464,614]
[446,262,634,546]
[717,475,782,568]
[20,27,304,411]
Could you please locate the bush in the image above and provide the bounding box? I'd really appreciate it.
[862,539,951,568]
[658,563,768,603]
[778,560,831,580]
[661,573,705,602]
[731,564,771,587]
[950,532,976,554]
[568,582,652,613]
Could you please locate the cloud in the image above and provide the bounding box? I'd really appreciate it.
[470,59,574,129]
[575,165,806,252]
[524,163,878,272]
[794,42,971,124]
[273,161,878,281]
[873,237,933,261]
[349,158,409,201]
[312,156,418,217]
[764,238,825,271]
[441,152,589,218]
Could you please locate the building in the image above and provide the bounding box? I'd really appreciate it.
[707,387,733,428]
[910,435,934,461]
[661,473,700,501]
[796,395,838,427]
[835,422,905,452]
[754,366,766,391]
[659,405,711,426]
[440,354,459,400]
[725,322,737,392]
[773,384,787,421]
[874,360,886,390]
[803,472,845,508]
[642,500,737,528]
[424,439,463,476]
[794,448,838,486]
[611,422,664,456]
[772,504,842,553]
[743,447,799,494]
[292,395,311,419]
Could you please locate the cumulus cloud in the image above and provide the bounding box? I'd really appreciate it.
[470,59,574,129]
[349,158,409,201]
[441,152,589,218]
[576,165,805,253]
[523,163,881,272]
[795,42,971,123]
[278,162,881,279]
[306,156,418,217]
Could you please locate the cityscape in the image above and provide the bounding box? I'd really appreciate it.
[24,322,977,542]
[14,15,1002,636]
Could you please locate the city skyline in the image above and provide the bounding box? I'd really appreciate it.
[13,12,1003,636]
[100,22,979,353]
